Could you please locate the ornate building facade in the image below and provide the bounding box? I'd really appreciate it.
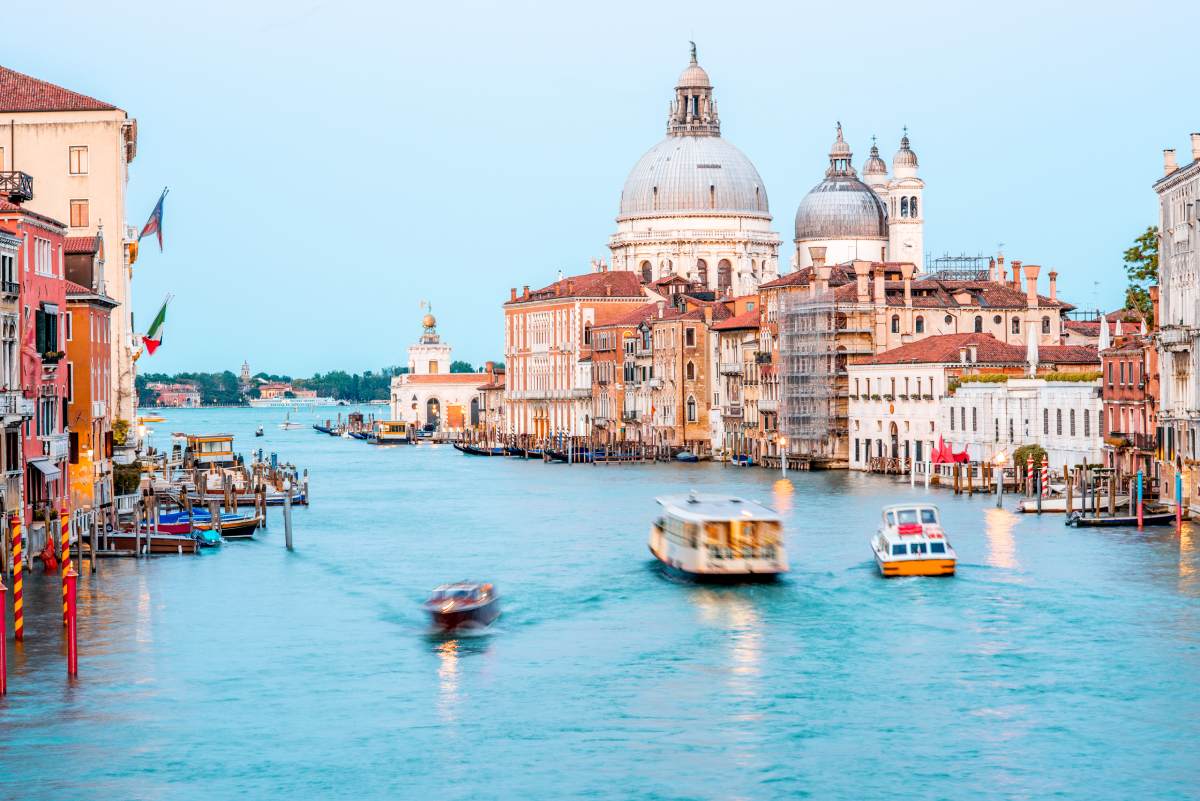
[608,46,780,298]
[390,312,490,432]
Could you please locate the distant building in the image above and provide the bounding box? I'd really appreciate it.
[390,312,490,431]
[475,362,506,437]
[239,361,251,388]
[1101,316,1159,482]
[148,382,200,407]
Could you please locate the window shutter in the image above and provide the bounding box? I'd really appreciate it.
[69,431,79,464]
[105,430,114,458]
[35,309,45,353]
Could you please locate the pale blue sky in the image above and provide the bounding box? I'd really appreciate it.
[12,0,1200,374]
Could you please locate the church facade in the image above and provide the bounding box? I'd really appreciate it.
[390,312,489,432]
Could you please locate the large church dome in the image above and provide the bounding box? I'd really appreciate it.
[794,125,888,241]
[617,45,770,222]
[619,136,770,220]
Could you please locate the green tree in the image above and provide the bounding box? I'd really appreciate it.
[450,360,475,373]
[1123,226,1159,324]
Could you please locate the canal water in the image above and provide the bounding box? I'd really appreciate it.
[1,406,1197,800]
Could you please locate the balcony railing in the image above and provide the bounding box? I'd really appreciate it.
[0,171,33,203]
[570,387,591,398]
[42,432,69,460]
[723,404,743,418]
[758,398,778,412]
[647,378,663,389]
[0,391,33,418]
[0,280,17,298]
[719,362,743,375]
[1107,431,1157,451]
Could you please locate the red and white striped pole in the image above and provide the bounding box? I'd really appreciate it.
[1040,455,1050,498]
[65,564,78,678]
[12,514,22,642]
[1026,455,1034,496]
[61,501,70,626]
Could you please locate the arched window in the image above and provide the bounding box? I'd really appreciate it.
[470,398,480,427]
[709,185,716,209]
[652,186,658,210]
[583,324,591,345]
[974,316,983,333]
[944,314,953,326]
[1012,317,1020,334]
[685,361,695,380]
[696,259,708,285]
[640,261,652,283]
[717,259,732,294]
[900,197,909,218]
[686,395,697,422]
[993,315,1002,325]
[915,315,924,334]
[910,197,918,217]
[891,314,900,334]
[1042,316,1051,334]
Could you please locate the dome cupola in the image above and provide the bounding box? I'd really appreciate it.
[893,128,919,175]
[863,136,888,180]
[794,124,889,242]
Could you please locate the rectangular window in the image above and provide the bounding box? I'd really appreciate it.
[972,407,977,431]
[1056,409,1062,435]
[1070,409,1076,436]
[69,146,88,175]
[1120,362,1125,385]
[67,362,74,403]
[891,544,908,556]
[1084,410,1090,437]
[1044,408,1049,435]
[950,407,955,431]
[65,312,73,341]
[70,199,89,228]
[930,542,946,554]
[960,407,966,431]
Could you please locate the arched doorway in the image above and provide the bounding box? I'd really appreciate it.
[889,422,899,459]
[426,397,441,430]
[717,259,732,294]
[470,397,480,427]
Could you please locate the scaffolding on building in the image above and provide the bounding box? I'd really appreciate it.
[779,290,838,464]
[924,253,992,281]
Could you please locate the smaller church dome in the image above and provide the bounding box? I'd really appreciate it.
[863,141,887,176]
[794,125,888,241]
[893,132,918,169]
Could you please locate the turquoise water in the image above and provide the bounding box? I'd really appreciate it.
[1,406,1198,800]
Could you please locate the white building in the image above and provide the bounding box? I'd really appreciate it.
[793,125,924,271]
[1154,132,1200,502]
[609,45,781,297]
[848,333,1101,469]
[390,312,489,432]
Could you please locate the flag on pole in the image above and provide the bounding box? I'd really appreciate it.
[141,295,172,355]
[138,187,169,251]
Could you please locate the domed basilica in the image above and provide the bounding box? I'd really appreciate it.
[608,46,925,292]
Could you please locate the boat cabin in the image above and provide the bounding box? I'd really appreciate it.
[427,582,493,605]
[655,494,783,562]
[182,433,237,466]
[373,420,412,442]
[877,504,950,558]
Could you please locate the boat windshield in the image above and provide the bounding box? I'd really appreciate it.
[892,507,939,526]
[431,588,478,601]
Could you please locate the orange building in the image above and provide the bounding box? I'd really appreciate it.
[65,272,117,511]
[504,270,653,438]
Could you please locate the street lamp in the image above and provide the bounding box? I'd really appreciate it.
[779,436,789,478]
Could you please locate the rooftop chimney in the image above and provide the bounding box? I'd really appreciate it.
[1192,133,1200,164]
[816,265,832,295]
[996,253,1006,286]
[1048,270,1057,302]
[657,301,665,319]
[900,263,914,311]
[1010,260,1022,290]
[1165,149,1178,175]
[853,260,871,303]
[809,246,827,269]
[1023,263,1040,308]
[510,287,517,302]
[522,285,530,299]
[1150,285,1160,328]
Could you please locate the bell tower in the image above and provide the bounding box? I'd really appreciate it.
[888,129,924,268]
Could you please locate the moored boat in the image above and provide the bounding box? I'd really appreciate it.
[191,512,261,538]
[369,420,414,445]
[423,582,500,631]
[649,493,788,581]
[1066,504,1183,527]
[1018,494,1129,513]
[871,503,956,577]
[674,451,699,463]
[108,529,200,555]
[454,443,506,456]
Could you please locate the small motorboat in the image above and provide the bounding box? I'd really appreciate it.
[423,582,500,631]
[871,503,957,577]
[191,511,261,538]
[730,454,754,466]
[193,527,222,547]
[255,425,264,437]
[674,451,699,463]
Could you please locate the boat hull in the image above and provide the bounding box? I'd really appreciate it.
[108,532,199,554]
[193,516,260,538]
[874,555,956,577]
[1066,510,1182,527]
[427,600,501,631]
[1018,495,1129,513]
[647,541,786,583]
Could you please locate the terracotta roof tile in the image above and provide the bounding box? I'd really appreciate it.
[0,66,116,112]
[64,235,99,255]
[711,308,760,330]
[507,271,645,305]
[861,333,1098,366]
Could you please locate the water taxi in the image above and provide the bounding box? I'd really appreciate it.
[423,582,500,631]
[180,433,239,467]
[138,413,167,424]
[370,420,413,445]
[649,493,788,581]
[871,504,956,577]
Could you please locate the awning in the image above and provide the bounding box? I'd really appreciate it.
[30,459,61,481]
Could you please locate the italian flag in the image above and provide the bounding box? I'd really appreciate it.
[142,296,170,355]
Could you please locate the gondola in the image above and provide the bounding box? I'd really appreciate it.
[312,424,334,435]
[453,443,506,456]
[506,446,544,458]
[545,448,601,463]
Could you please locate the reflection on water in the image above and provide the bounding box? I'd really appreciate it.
[436,638,460,723]
[983,507,1020,570]
[1181,524,1196,595]
[771,479,794,515]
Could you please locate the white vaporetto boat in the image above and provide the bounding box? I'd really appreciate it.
[649,493,788,581]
